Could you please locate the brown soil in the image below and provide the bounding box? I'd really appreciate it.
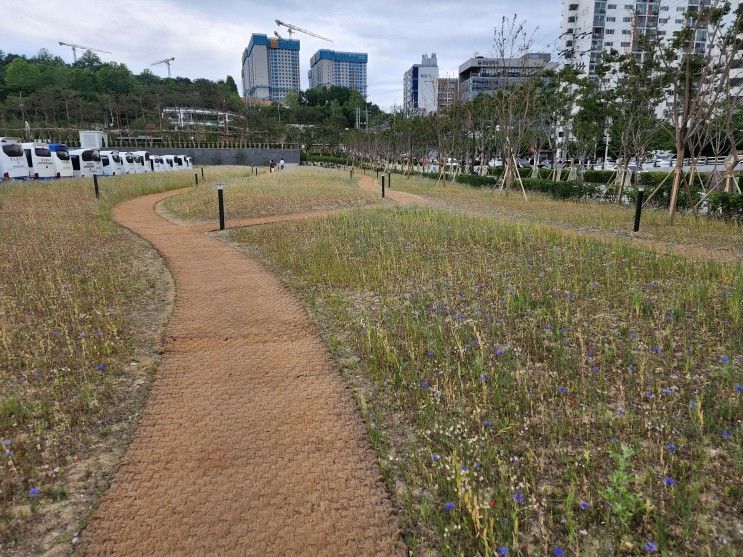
[75,190,402,556]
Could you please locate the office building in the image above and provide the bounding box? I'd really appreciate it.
[309,50,368,97]
[403,53,439,114]
[558,1,736,80]
[241,34,300,102]
[458,53,553,101]
[437,78,460,109]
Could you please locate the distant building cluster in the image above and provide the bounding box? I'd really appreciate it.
[403,51,554,114]
[241,33,368,103]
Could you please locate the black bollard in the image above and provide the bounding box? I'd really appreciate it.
[93,174,100,199]
[217,185,225,231]
[633,186,645,232]
[201,167,204,179]
[195,173,199,186]
[381,175,385,198]
[387,171,391,189]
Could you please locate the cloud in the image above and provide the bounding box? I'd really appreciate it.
[0,0,561,109]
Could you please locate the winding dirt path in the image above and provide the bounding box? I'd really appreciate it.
[77,189,402,556]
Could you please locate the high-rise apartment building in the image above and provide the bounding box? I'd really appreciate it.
[437,78,460,109]
[241,34,300,102]
[458,53,553,101]
[404,54,439,114]
[308,50,368,97]
[559,1,724,80]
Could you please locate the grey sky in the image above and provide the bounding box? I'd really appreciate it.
[0,0,561,109]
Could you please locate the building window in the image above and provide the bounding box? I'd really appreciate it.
[607,16,616,21]
[621,41,631,47]
[606,29,615,34]
[607,3,617,8]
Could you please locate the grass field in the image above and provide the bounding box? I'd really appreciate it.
[232,206,743,556]
[0,167,243,553]
[390,174,743,258]
[162,166,378,222]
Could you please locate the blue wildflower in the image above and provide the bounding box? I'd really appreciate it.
[651,346,662,354]
[690,400,698,408]
[96,364,105,371]
[512,492,525,504]
[461,466,469,473]
[426,349,434,358]
[628,364,638,373]
[664,476,676,487]
[420,380,431,389]
[645,391,655,399]
[1,439,11,447]
[722,430,731,441]
[431,454,441,462]
[578,500,590,510]
[5,450,12,457]
[483,420,493,428]
[554,547,565,556]
[720,355,730,364]
[666,442,678,453]
[662,388,671,396]
[591,365,600,373]
[443,502,455,511]
[735,385,743,392]
[629,331,639,339]
[497,547,509,556]
[479,374,488,383]
[644,540,658,553]
[558,386,568,394]
[495,347,506,356]
[28,486,40,497]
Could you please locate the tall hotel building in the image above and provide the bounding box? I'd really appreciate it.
[241,33,300,102]
[309,50,368,97]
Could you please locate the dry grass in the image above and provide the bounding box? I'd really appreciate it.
[391,174,743,258]
[0,167,242,554]
[162,166,378,222]
[232,206,743,556]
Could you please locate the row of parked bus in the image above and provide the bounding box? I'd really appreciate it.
[0,137,193,181]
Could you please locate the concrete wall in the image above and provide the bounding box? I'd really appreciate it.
[123,148,300,167]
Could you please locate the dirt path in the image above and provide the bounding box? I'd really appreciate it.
[77,189,402,556]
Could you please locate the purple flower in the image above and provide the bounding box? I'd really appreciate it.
[578,500,590,510]
[497,547,509,556]
[553,547,565,556]
[735,385,743,392]
[28,486,40,497]
[629,331,639,340]
[495,347,506,356]
[96,364,105,371]
[558,386,568,394]
[1,439,11,447]
[690,400,698,409]
[591,365,600,373]
[479,374,488,383]
[512,491,525,504]
[666,442,678,453]
[628,364,638,373]
[461,466,469,473]
[664,476,676,487]
[5,450,12,457]
[431,454,441,462]
[644,540,658,553]
[662,388,671,396]
[645,391,655,399]
[651,346,662,354]
[720,355,730,364]
[426,349,435,358]
[722,430,731,441]
[443,501,455,511]
[483,420,493,428]
[420,380,431,389]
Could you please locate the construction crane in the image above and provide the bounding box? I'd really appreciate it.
[58,41,111,62]
[151,57,176,78]
[274,31,284,40]
[275,20,332,42]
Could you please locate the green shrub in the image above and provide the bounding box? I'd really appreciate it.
[583,169,615,183]
[707,191,743,220]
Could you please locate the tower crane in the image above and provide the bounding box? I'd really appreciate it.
[58,41,111,62]
[151,57,176,78]
[274,20,332,42]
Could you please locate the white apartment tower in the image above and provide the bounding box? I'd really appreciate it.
[241,34,300,102]
[403,54,439,114]
[559,0,728,79]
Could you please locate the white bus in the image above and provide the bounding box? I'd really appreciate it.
[133,151,153,172]
[22,142,56,180]
[119,152,138,174]
[151,155,167,172]
[161,155,175,171]
[100,150,126,175]
[48,144,74,178]
[0,137,29,181]
[70,148,103,177]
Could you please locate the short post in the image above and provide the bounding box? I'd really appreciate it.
[387,171,391,189]
[194,173,199,186]
[381,175,385,198]
[376,168,379,178]
[217,184,225,231]
[93,174,100,199]
[633,184,645,232]
[350,167,354,182]
[201,167,204,179]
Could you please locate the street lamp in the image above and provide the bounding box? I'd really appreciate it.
[633,183,645,232]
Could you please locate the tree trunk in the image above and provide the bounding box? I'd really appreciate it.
[668,144,685,222]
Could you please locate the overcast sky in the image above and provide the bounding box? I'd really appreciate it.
[0,0,561,109]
